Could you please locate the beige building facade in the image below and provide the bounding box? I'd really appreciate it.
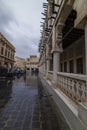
[39,0,87,129]
[26,55,39,72]
[0,33,15,71]
[14,56,26,70]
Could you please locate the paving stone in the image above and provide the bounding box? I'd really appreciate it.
[0,74,63,130]
[3,127,12,130]
[6,120,14,127]
[31,129,40,130]
[14,121,23,128]
[0,122,5,128]
[13,127,22,130]
[23,121,30,127]
[22,128,30,130]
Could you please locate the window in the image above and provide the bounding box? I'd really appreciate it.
[1,47,4,55]
[8,52,10,57]
[69,60,74,73]
[5,49,7,56]
[64,62,67,72]
[76,58,83,74]
[49,59,53,71]
[49,54,53,71]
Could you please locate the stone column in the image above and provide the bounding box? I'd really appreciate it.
[46,43,50,76]
[53,52,60,82]
[52,22,63,83]
[3,44,6,56]
[46,59,50,76]
[85,22,87,75]
[85,22,87,101]
[30,66,31,73]
[47,60,50,72]
[73,47,76,73]
[74,59,77,74]
[67,61,69,73]
[52,26,56,51]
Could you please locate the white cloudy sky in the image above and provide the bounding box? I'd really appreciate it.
[0,0,46,58]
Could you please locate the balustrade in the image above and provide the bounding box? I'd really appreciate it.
[57,72,87,102]
[47,71,53,81]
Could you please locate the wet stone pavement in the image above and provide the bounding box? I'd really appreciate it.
[0,73,63,130]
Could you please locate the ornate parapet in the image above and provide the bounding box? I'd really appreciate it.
[51,44,63,53]
[55,22,64,44]
[46,51,53,60]
[47,71,53,81]
[51,22,64,53]
[57,72,87,102]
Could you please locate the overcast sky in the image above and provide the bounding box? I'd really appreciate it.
[0,0,46,58]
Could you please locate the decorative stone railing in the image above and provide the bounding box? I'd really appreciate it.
[47,71,53,81]
[40,70,46,77]
[57,72,87,102]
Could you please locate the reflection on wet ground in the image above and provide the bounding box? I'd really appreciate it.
[0,79,12,108]
[0,72,68,130]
